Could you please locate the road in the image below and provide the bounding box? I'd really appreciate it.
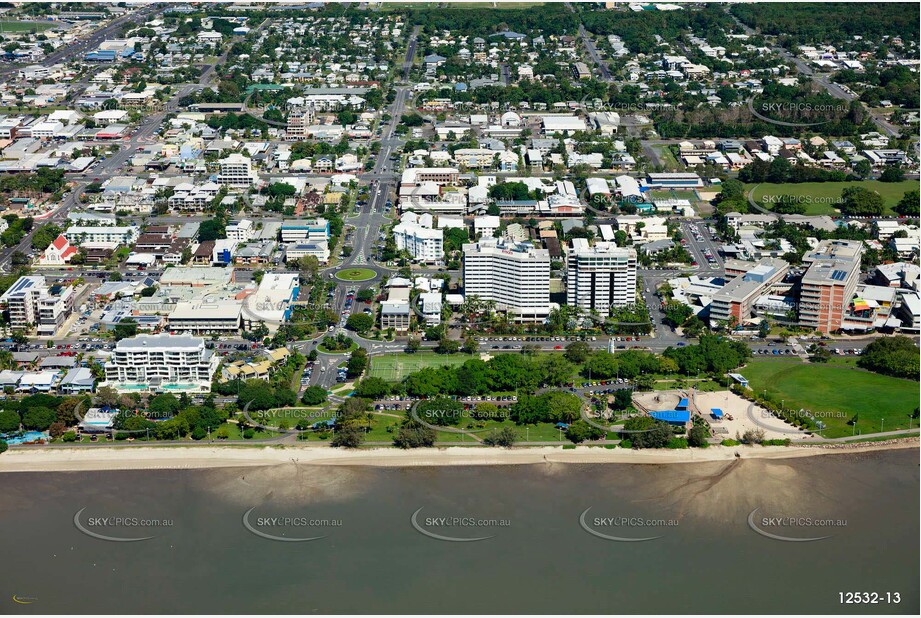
[0,5,163,79]
[297,25,422,388]
[0,14,263,273]
[577,23,612,81]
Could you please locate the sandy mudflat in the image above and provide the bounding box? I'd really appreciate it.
[0,440,916,472]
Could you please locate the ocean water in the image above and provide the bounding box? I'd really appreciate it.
[0,448,917,614]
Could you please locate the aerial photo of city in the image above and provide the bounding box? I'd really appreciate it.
[0,0,918,615]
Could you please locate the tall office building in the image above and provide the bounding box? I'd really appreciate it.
[566,239,637,312]
[462,238,550,320]
[799,240,864,334]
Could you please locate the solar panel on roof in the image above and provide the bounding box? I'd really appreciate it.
[831,270,848,281]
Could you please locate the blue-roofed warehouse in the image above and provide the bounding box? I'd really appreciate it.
[677,398,689,410]
[85,50,117,62]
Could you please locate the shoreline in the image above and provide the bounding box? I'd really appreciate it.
[0,439,916,472]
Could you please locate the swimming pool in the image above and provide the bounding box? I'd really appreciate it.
[3,431,49,445]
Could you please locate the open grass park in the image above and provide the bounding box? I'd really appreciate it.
[747,180,917,215]
[740,358,918,438]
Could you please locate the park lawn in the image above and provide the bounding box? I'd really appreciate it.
[740,359,918,438]
[368,351,473,381]
[0,21,55,32]
[443,419,567,442]
[747,180,918,215]
[211,422,277,441]
[653,145,680,170]
[366,412,403,442]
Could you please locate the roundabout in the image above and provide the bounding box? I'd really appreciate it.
[335,268,377,282]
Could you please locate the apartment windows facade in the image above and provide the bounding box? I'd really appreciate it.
[566,240,637,312]
[462,238,551,320]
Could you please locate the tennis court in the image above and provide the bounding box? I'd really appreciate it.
[368,352,470,381]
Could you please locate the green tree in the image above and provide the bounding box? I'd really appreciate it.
[148,394,181,419]
[857,335,919,380]
[564,341,591,364]
[416,398,464,426]
[346,348,368,378]
[623,416,673,448]
[0,409,20,433]
[22,407,56,431]
[393,418,436,448]
[894,190,919,217]
[346,313,374,334]
[354,377,389,399]
[688,424,710,447]
[300,386,328,405]
[840,186,884,216]
[483,426,517,447]
[878,165,905,183]
[565,419,604,443]
[113,318,138,341]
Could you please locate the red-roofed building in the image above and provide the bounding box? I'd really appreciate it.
[41,235,79,266]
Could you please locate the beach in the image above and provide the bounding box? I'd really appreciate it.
[0,439,916,472]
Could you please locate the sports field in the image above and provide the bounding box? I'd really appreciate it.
[740,358,918,438]
[747,180,918,215]
[368,351,471,381]
[0,21,55,32]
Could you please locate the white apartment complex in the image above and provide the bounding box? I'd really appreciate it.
[66,225,140,249]
[217,153,258,187]
[0,276,74,336]
[226,219,256,243]
[392,212,444,262]
[463,238,551,320]
[103,333,219,393]
[566,240,637,312]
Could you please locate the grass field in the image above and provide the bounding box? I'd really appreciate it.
[652,145,680,170]
[0,21,55,32]
[747,180,918,215]
[740,359,918,438]
[368,351,472,381]
[335,268,376,282]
